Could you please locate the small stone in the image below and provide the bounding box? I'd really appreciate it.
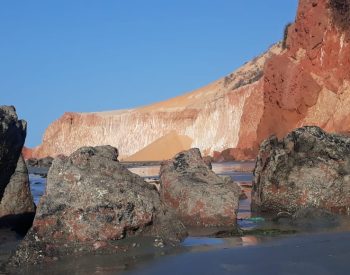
[93,241,108,250]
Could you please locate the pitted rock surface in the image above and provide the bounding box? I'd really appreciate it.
[252,126,350,214]
[0,106,34,231]
[160,148,240,228]
[11,145,186,266]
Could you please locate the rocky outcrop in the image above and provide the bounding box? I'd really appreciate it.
[26,0,350,161]
[212,148,256,162]
[0,106,27,198]
[0,155,35,230]
[11,146,186,265]
[26,157,54,169]
[160,148,241,228]
[253,0,350,147]
[252,126,350,214]
[0,106,35,232]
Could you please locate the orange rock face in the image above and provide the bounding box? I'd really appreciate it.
[256,0,350,147]
[26,0,350,161]
[22,146,33,160]
[209,0,350,161]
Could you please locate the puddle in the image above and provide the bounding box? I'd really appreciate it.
[182,237,224,247]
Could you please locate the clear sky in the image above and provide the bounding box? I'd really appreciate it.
[1,0,298,147]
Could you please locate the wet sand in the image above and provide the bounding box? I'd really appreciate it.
[125,232,350,275]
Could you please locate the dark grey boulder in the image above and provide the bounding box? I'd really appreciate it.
[252,126,350,214]
[0,106,27,198]
[26,157,54,169]
[0,106,35,233]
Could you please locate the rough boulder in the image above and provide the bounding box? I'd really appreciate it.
[160,148,241,228]
[0,106,35,232]
[252,126,350,214]
[11,145,186,265]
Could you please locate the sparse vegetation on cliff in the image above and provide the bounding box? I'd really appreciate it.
[232,70,263,90]
[224,68,263,90]
[282,22,292,49]
[329,0,350,31]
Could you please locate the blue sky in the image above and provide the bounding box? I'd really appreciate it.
[0,0,298,147]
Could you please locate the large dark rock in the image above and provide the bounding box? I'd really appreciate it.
[0,155,35,233]
[10,146,186,266]
[160,148,241,228]
[0,106,27,199]
[252,126,350,214]
[0,106,34,232]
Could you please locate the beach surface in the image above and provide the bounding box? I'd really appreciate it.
[2,161,350,274]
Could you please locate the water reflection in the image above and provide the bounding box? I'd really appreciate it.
[183,237,224,247]
[241,236,259,246]
[212,161,255,173]
[29,174,46,205]
[128,165,160,179]
[128,161,255,183]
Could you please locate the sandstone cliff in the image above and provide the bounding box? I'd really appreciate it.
[27,0,350,161]
[28,45,279,160]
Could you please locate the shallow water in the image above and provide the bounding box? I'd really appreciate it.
[29,174,46,205]
[3,161,350,274]
[124,232,350,275]
[29,161,255,208]
[128,161,255,183]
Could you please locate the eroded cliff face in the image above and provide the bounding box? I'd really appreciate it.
[28,45,278,160]
[28,0,350,161]
[217,0,350,160]
[254,0,350,147]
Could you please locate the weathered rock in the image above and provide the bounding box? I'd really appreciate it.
[0,106,27,198]
[252,126,350,215]
[272,206,340,229]
[160,148,241,228]
[0,155,35,233]
[11,145,186,266]
[0,106,34,232]
[25,158,38,167]
[26,157,53,169]
[291,207,340,228]
[37,157,53,168]
[202,156,213,169]
[212,148,256,162]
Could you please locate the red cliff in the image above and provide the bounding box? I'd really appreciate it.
[26,0,350,161]
[254,0,350,146]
